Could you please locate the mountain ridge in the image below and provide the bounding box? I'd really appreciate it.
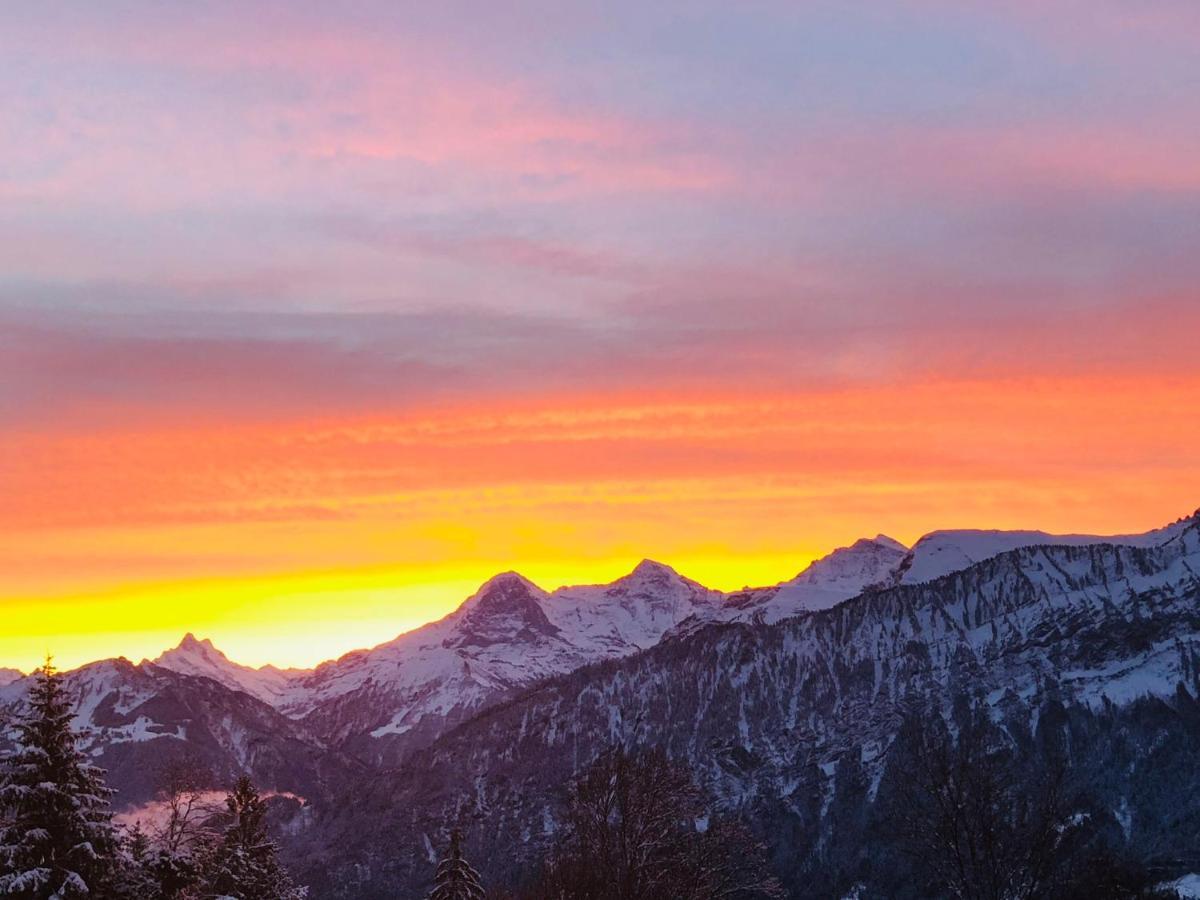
[130,507,1200,674]
[3,507,1196,812]
[292,516,1200,897]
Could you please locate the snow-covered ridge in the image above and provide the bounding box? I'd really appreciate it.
[6,508,1196,774]
[300,516,1200,897]
[283,561,723,750]
[134,508,1200,686]
[167,511,1196,754]
[897,514,1192,585]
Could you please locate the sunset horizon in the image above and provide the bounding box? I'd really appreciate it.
[5,498,1199,674]
[3,4,1199,897]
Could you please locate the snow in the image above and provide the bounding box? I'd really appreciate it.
[1167,874,1200,898]
[1061,639,1199,709]
[747,535,909,621]
[900,516,1190,585]
[99,715,183,746]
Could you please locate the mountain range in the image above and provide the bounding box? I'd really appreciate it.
[2,509,1198,897]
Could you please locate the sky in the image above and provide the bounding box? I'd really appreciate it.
[2,0,1199,671]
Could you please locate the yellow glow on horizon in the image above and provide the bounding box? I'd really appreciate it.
[0,549,828,673]
[3,374,1198,674]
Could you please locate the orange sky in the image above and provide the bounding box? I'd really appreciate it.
[3,373,1198,671]
[3,4,1200,672]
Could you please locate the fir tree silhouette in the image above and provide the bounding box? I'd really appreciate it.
[0,658,121,898]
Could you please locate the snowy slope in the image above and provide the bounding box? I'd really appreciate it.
[0,668,22,688]
[546,560,724,649]
[291,572,596,745]
[728,535,909,622]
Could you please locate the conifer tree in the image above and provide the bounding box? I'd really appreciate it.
[0,658,122,899]
[428,828,486,900]
[205,775,306,900]
[115,823,163,898]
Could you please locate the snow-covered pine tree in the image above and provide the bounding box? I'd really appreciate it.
[427,828,486,900]
[205,775,306,900]
[0,658,122,899]
[114,823,163,898]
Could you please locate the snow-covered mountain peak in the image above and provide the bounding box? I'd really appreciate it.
[867,534,907,552]
[541,561,721,655]
[150,634,304,705]
[608,558,707,599]
[153,633,238,674]
[733,534,910,622]
[447,572,559,648]
[462,571,546,608]
[165,632,218,657]
[462,571,544,605]
[626,557,680,581]
[790,535,909,588]
[0,668,23,688]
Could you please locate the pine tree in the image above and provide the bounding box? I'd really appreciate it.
[0,658,122,899]
[114,823,164,899]
[205,775,306,900]
[428,828,486,900]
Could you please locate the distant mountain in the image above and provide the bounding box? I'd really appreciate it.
[0,658,357,810]
[0,668,22,688]
[151,633,308,705]
[295,515,1200,898]
[3,508,1196,828]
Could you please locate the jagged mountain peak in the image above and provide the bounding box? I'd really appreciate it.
[629,558,679,578]
[791,534,909,586]
[612,558,701,594]
[463,571,548,611]
[172,632,219,655]
[150,633,302,705]
[449,571,559,648]
[153,633,236,672]
[471,570,544,597]
[863,534,907,552]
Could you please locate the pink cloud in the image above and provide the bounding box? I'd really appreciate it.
[0,12,733,211]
